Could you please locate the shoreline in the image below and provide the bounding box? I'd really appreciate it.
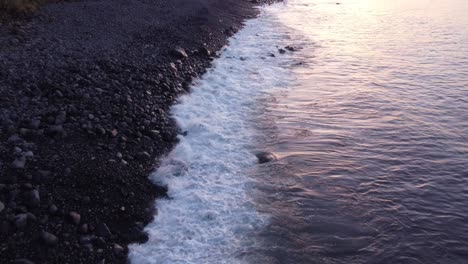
[0,0,273,262]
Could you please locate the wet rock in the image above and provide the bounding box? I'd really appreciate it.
[11,157,26,169]
[198,46,211,57]
[278,48,286,54]
[255,151,277,164]
[41,231,58,246]
[96,223,112,237]
[113,243,125,254]
[171,47,188,59]
[68,211,81,225]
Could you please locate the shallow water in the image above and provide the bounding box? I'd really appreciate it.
[130,0,468,263]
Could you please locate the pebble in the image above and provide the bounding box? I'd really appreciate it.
[171,47,188,58]
[14,214,28,230]
[41,231,58,246]
[11,157,26,169]
[255,151,277,164]
[69,211,81,225]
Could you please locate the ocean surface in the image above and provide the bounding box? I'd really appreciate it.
[130,0,468,263]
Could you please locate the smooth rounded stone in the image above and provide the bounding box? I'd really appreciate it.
[14,214,28,230]
[41,231,58,246]
[14,258,35,264]
[79,223,89,234]
[48,204,58,215]
[255,151,277,164]
[11,157,27,169]
[113,243,124,254]
[198,46,211,57]
[0,201,4,213]
[68,211,81,225]
[171,47,188,59]
[27,190,40,208]
[137,151,151,160]
[96,223,112,238]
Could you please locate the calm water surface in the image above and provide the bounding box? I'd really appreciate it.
[251,0,468,263]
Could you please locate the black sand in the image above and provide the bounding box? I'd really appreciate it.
[0,0,272,262]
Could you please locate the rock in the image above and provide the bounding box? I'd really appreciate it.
[14,259,35,264]
[27,190,40,207]
[11,157,27,169]
[0,201,4,213]
[68,211,81,225]
[113,243,125,254]
[278,48,286,54]
[14,214,28,230]
[48,204,58,215]
[46,125,66,137]
[79,223,89,234]
[137,151,151,160]
[55,111,67,124]
[96,223,112,238]
[255,151,277,164]
[198,46,211,57]
[41,231,58,246]
[285,45,296,51]
[171,47,188,59]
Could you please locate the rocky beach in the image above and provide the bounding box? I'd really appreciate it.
[0,0,272,263]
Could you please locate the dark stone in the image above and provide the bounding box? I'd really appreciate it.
[11,157,27,169]
[48,204,58,215]
[14,214,28,230]
[68,211,81,225]
[113,243,125,254]
[27,190,40,208]
[41,231,58,246]
[278,48,286,54]
[0,201,4,213]
[79,223,89,234]
[96,223,112,237]
[171,47,188,59]
[14,259,35,264]
[255,151,277,164]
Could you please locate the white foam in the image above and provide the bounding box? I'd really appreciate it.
[129,4,295,264]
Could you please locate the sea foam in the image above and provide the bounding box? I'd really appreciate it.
[129,4,294,263]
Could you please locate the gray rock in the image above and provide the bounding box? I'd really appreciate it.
[255,151,277,164]
[11,157,26,169]
[41,231,58,246]
[0,201,4,213]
